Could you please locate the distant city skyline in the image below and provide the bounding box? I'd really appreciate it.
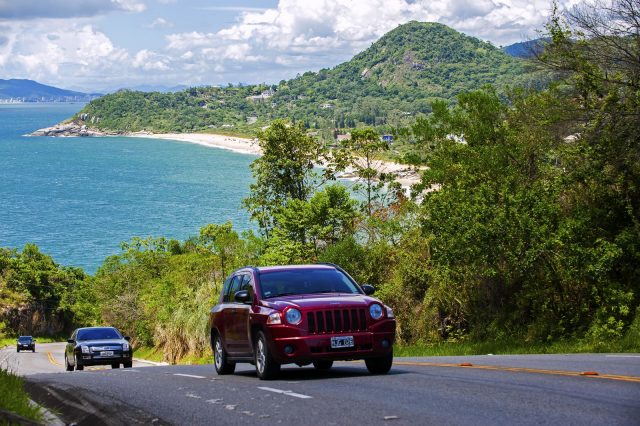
[0,0,583,92]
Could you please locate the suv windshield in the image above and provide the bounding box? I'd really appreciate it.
[18,336,32,342]
[260,269,360,299]
[77,328,121,341]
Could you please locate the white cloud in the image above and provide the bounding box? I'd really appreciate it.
[133,49,169,70]
[149,17,174,29]
[0,21,129,87]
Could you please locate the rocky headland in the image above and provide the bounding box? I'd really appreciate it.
[30,122,116,137]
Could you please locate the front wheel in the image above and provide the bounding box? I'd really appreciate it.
[123,361,132,368]
[65,355,74,372]
[313,360,333,371]
[365,350,393,374]
[255,331,280,380]
[111,363,120,369]
[213,334,235,375]
[75,356,84,371]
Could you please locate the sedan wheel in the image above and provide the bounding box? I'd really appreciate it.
[255,331,280,380]
[75,356,84,371]
[111,363,120,369]
[213,334,235,375]
[65,355,74,372]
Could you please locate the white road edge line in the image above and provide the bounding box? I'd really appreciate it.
[173,373,207,379]
[258,386,312,399]
[133,358,169,366]
[604,355,640,358]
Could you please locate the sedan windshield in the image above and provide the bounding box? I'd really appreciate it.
[77,328,121,341]
[260,269,360,299]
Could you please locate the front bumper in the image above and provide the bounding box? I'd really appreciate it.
[17,345,34,350]
[266,319,395,364]
[77,351,133,366]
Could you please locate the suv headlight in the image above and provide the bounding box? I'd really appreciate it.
[122,342,130,352]
[285,308,302,325]
[81,345,90,354]
[369,304,383,320]
[267,311,282,325]
[386,306,395,319]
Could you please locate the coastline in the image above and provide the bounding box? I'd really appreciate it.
[31,124,423,187]
[130,132,424,188]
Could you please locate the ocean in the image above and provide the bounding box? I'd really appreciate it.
[0,103,256,273]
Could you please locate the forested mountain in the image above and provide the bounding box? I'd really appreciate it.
[73,22,546,136]
[0,79,100,102]
[503,38,549,58]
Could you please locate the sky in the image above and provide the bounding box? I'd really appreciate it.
[0,0,583,92]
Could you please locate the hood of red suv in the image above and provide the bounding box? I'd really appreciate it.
[261,293,379,311]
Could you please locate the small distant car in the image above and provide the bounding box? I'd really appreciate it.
[209,263,396,380]
[65,326,133,371]
[17,336,35,352]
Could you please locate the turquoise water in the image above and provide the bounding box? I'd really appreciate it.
[0,103,256,273]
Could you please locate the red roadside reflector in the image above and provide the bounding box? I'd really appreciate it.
[459,363,473,367]
[580,371,599,376]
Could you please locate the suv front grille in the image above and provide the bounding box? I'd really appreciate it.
[307,309,367,334]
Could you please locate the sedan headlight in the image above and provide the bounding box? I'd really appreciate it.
[369,304,384,320]
[81,345,90,354]
[122,342,130,352]
[285,308,302,325]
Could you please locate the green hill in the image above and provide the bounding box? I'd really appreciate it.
[73,22,544,136]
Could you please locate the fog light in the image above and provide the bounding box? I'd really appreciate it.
[381,339,390,349]
[284,345,295,354]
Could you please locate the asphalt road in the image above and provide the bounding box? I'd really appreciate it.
[3,343,639,425]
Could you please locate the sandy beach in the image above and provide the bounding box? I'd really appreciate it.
[128,132,263,156]
[127,131,424,188]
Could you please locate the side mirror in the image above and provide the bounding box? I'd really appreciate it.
[362,284,375,295]
[124,336,131,341]
[234,290,251,304]
[33,339,36,342]
[67,339,75,344]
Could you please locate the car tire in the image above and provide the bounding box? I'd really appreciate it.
[32,349,35,353]
[111,363,120,369]
[123,361,132,368]
[16,348,19,353]
[313,360,333,371]
[75,356,84,371]
[213,334,236,375]
[65,355,74,372]
[365,350,393,374]
[254,331,280,380]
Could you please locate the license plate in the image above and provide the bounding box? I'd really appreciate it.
[330,336,354,349]
[100,351,114,357]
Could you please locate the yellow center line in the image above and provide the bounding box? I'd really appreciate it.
[391,361,640,383]
[46,351,62,366]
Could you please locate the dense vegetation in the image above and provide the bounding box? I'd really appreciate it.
[74,22,545,139]
[2,1,639,363]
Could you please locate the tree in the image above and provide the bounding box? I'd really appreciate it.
[199,222,242,280]
[337,128,391,217]
[242,120,333,237]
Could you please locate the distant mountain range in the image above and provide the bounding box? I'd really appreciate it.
[0,79,102,102]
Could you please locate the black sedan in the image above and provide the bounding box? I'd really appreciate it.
[16,336,35,352]
[65,326,133,371]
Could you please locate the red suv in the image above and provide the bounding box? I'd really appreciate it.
[209,264,396,379]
